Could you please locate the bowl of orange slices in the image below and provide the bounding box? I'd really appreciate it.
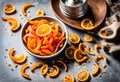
[21,16,68,59]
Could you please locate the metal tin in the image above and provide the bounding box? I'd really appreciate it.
[60,0,88,18]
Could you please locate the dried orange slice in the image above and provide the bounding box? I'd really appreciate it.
[74,49,88,63]
[8,48,27,64]
[85,48,94,56]
[94,54,107,68]
[30,62,44,72]
[57,60,68,72]
[84,34,94,42]
[36,24,52,37]
[68,33,80,44]
[92,63,99,76]
[63,74,74,82]
[21,3,34,16]
[47,65,60,78]
[36,8,44,16]
[65,46,76,60]
[76,70,90,82]
[93,44,102,53]
[78,43,89,55]
[20,64,31,80]
[40,64,48,76]
[3,3,16,14]
[1,17,20,31]
[81,19,94,30]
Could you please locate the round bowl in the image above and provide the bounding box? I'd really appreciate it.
[21,16,68,59]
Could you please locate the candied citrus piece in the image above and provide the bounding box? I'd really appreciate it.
[47,65,60,78]
[93,44,103,53]
[65,46,76,60]
[63,74,74,82]
[21,3,34,16]
[3,3,16,14]
[68,33,80,44]
[74,49,88,63]
[30,62,44,72]
[36,24,52,37]
[1,17,20,31]
[94,54,107,68]
[36,8,44,16]
[20,64,31,80]
[78,43,89,55]
[57,60,68,72]
[84,34,94,42]
[40,64,48,76]
[76,70,90,82]
[92,63,99,76]
[8,48,27,64]
[85,48,95,56]
[81,19,95,30]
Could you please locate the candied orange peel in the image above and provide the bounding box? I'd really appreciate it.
[40,64,48,76]
[63,74,74,82]
[36,8,44,16]
[20,63,31,80]
[93,44,103,53]
[57,60,68,72]
[3,3,16,14]
[8,48,27,64]
[1,17,20,31]
[92,63,99,76]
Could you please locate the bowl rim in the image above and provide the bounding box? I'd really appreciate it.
[21,16,68,59]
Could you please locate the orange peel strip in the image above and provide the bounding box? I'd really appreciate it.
[92,63,99,76]
[21,3,34,16]
[93,44,103,53]
[20,64,31,80]
[57,60,68,72]
[30,62,44,72]
[40,64,48,76]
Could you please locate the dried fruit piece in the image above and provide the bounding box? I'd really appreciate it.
[1,17,20,31]
[63,74,74,82]
[30,62,44,72]
[81,18,94,30]
[47,65,60,78]
[76,70,90,82]
[93,44,103,53]
[57,60,68,72]
[84,34,94,42]
[21,3,34,16]
[74,49,88,63]
[92,63,99,76]
[36,8,44,16]
[20,64,31,80]
[65,46,76,59]
[94,54,107,68]
[78,43,88,55]
[68,33,80,44]
[3,3,16,14]
[40,64,48,76]
[8,48,27,64]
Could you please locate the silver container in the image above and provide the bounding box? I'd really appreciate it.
[60,0,88,18]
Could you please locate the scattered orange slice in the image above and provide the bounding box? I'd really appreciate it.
[47,65,60,78]
[36,24,52,37]
[1,17,20,31]
[92,63,99,76]
[30,62,44,72]
[36,8,44,16]
[8,48,27,64]
[68,33,80,44]
[63,74,74,82]
[74,49,88,63]
[78,43,89,55]
[65,46,76,60]
[40,64,48,76]
[57,60,68,72]
[20,64,31,80]
[81,18,94,30]
[3,3,16,14]
[94,54,107,68]
[76,70,90,82]
[21,3,34,16]
[93,44,102,53]
[84,34,94,42]
[85,48,95,56]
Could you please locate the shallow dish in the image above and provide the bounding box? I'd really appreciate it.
[21,16,68,59]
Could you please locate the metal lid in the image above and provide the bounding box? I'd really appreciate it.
[64,0,84,6]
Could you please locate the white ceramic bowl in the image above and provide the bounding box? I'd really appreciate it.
[21,16,68,59]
